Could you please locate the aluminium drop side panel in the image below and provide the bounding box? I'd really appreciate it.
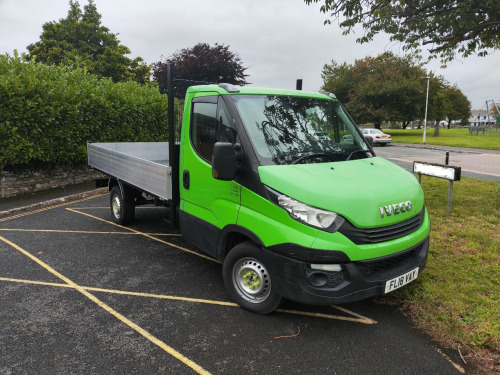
[87,142,172,200]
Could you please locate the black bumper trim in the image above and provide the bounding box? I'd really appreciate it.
[260,237,429,305]
[267,243,350,263]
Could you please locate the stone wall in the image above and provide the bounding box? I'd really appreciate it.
[0,166,103,199]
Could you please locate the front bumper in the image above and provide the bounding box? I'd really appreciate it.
[261,237,429,305]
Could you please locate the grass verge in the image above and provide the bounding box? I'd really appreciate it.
[386,128,500,151]
[382,176,499,373]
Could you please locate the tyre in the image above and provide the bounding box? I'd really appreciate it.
[110,186,135,225]
[223,241,282,314]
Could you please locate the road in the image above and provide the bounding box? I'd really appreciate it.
[0,194,468,374]
[375,143,500,183]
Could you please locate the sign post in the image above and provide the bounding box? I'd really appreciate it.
[413,161,461,213]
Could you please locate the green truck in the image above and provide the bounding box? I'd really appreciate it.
[87,84,430,314]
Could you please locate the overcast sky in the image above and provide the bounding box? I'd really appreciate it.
[1,0,499,110]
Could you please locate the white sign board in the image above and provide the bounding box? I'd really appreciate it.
[413,162,461,181]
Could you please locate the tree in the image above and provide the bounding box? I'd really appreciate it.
[488,101,500,117]
[304,0,500,65]
[152,43,249,93]
[322,52,429,128]
[322,53,471,130]
[27,0,150,84]
[440,85,471,128]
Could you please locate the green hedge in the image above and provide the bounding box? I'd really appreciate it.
[0,53,168,169]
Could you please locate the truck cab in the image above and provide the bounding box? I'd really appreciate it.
[178,84,430,313]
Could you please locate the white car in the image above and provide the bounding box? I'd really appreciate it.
[361,128,391,146]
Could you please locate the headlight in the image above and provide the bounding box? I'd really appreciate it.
[266,188,344,232]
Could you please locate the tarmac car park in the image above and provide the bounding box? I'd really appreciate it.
[0,192,466,374]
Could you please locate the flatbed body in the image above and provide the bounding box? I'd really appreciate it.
[87,142,172,200]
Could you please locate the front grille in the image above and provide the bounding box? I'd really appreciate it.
[339,208,425,245]
[354,239,428,281]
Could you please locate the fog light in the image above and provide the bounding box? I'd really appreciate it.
[306,271,329,287]
[310,264,342,272]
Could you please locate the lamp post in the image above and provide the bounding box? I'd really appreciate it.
[422,76,430,144]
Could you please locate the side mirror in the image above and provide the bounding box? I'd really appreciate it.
[212,142,240,181]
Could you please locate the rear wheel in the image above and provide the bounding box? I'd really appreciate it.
[223,242,282,314]
[110,186,135,225]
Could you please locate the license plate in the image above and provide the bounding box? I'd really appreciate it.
[381,136,388,139]
[385,267,419,294]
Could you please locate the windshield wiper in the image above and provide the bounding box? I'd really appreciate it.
[291,152,332,165]
[345,149,371,161]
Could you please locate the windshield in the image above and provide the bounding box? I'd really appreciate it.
[364,129,384,135]
[232,95,371,165]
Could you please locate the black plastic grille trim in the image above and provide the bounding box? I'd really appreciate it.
[339,208,425,245]
[354,238,428,281]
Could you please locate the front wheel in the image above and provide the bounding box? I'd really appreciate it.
[110,186,135,225]
[223,242,282,314]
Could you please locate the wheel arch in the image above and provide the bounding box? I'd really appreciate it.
[108,177,119,190]
[108,178,123,197]
[217,225,264,261]
[108,178,140,202]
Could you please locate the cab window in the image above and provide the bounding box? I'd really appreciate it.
[192,102,217,160]
[191,97,237,162]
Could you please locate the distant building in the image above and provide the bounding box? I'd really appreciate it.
[469,109,497,126]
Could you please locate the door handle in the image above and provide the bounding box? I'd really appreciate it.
[183,170,190,189]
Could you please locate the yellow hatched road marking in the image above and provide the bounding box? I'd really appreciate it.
[436,348,466,374]
[66,208,219,263]
[0,228,181,236]
[0,277,376,324]
[1,195,377,327]
[332,305,378,324]
[0,237,212,375]
[2,201,377,325]
[60,209,375,324]
[277,307,376,325]
[0,193,108,223]
[0,277,238,307]
[75,206,165,210]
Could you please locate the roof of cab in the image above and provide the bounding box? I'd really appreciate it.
[186,84,336,100]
